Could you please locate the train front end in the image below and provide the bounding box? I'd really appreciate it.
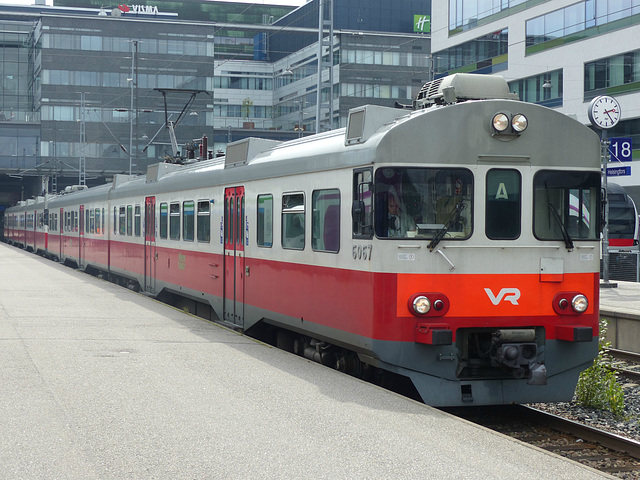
[354,74,601,406]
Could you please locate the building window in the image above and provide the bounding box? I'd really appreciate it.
[509,69,563,107]
[526,0,640,50]
[584,50,640,98]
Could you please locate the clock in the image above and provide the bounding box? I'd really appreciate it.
[588,95,621,129]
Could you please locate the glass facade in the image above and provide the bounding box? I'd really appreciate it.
[0,0,433,197]
[509,69,563,107]
[435,29,508,76]
[584,49,640,99]
[448,0,544,33]
[526,0,640,52]
[0,21,36,122]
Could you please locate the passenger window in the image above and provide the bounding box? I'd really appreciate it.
[352,168,373,239]
[237,196,244,246]
[134,205,141,237]
[159,203,168,239]
[169,202,180,240]
[486,169,521,240]
[257,194,273,247]
[282,193,305,250]
[113,207,117,234]
[95,209,101,235]
[119,207,126,235]
[183,201,194,241]
[197,200,210,242]
[126,205,133,236]
[89,209,95,234]
[312,189,340,253]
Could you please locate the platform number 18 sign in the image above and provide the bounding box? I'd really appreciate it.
[609,137,633,162]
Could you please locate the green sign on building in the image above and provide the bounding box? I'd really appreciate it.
[414,15,430,33]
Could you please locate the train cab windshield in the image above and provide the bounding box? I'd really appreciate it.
[533,171,601,243]
[373,167,473,240]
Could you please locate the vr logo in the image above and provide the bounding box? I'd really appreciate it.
[485,288,521,306]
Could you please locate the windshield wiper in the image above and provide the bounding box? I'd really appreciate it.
[547,203,574,250]
[428,203,465,252]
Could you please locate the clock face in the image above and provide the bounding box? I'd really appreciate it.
[588,95,621,129]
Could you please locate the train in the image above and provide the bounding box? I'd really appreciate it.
[607,182,639,250]
[3,73,602,407]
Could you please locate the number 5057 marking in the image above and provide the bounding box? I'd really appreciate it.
[353,244,372,260]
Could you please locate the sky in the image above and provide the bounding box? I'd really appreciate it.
[0,0,308,5]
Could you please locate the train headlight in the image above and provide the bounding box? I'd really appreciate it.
[412,296,431,315]
[492,113,509,132]
[511,114,528,132]
[571,294,588,313]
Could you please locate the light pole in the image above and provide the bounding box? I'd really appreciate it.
[128,40,138,176]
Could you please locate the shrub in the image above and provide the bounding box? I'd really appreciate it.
[574,319,625,418]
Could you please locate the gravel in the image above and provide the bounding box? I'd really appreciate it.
[529,380,640,442]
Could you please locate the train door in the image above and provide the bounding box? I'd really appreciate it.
[59,208,64,260]
[223,186,245,328]
[144,196,156,294]
[79,205,85,268]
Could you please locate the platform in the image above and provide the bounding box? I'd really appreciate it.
[600,281,640,351]
[0,242,611,479]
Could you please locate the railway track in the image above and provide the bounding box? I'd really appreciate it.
[608,348,640,382]
[445,405,640,478]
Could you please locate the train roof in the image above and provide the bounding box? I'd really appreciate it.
[7,74,601,210]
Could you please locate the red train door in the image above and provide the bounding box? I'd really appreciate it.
[59,208,64,260]
[223,186,245,328]
[144,196,156,294]
[79,205,85,269]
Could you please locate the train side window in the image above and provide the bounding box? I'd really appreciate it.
[113,207,117,234]
[170,202,180,240]
[183,201,194,242]
[134,205,141,237]
[312,189,340,253]
[74,211,78,232]
[352,168,373,239]
[257,194,273,247]
[102,208,105,235]
[95,208,101,235]
[159,203,168,239]
[197,200,210,243]
[119,207,126,235]
[282,192,305,250]
[89,209,95,234]
[126,205,133,236]
[486,169,521,240]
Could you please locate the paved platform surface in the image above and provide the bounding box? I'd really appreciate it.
[601,280,640,320]
[0,242,611,479]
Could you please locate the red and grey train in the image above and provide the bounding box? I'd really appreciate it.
[3,74,602,406]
